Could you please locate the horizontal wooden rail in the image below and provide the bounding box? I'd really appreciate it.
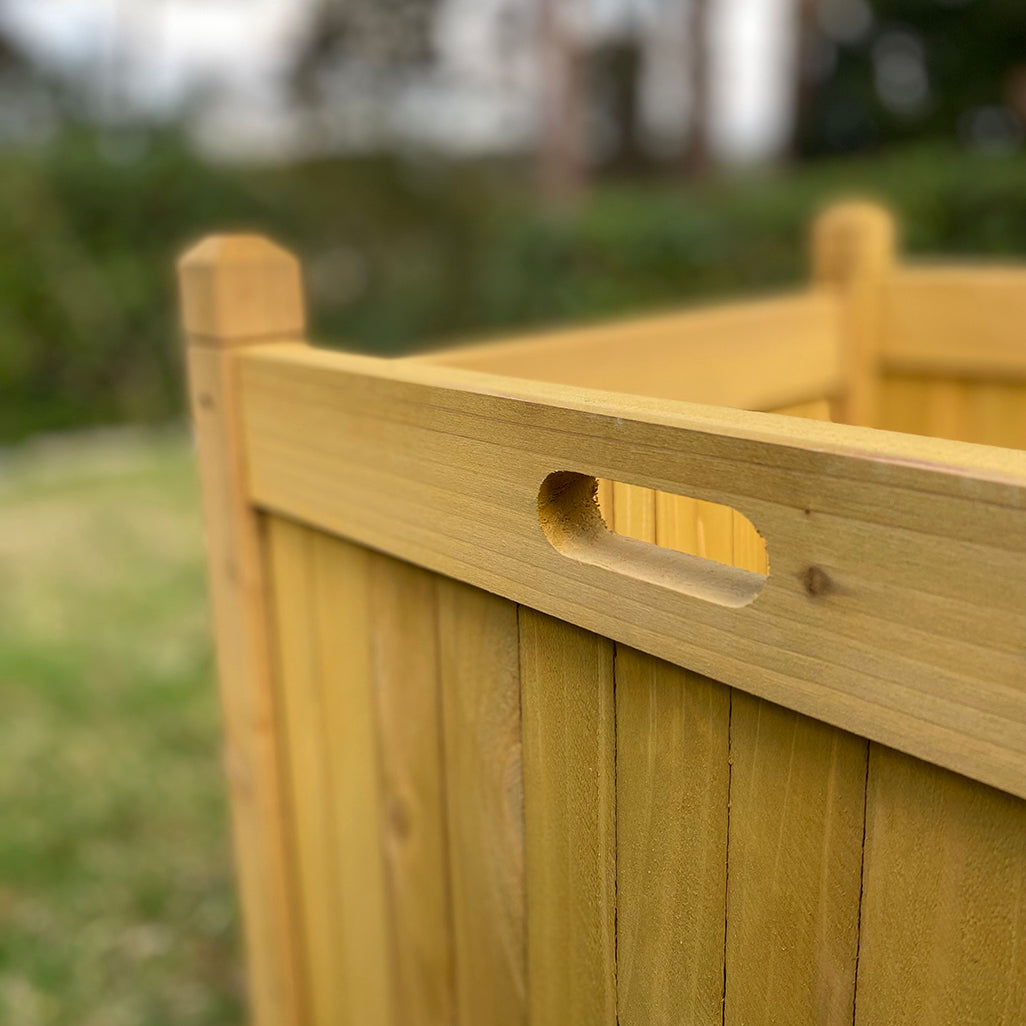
[881,266,1026,379]
[235,343,1026,801]
[413,290,844,410]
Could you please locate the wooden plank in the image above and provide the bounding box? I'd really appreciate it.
[963,381,1026,449]
[855,745,1026,1026]
[413,291,844,411]
[881,375,1026,450]
[266,518,346,1026]
[881,266,1026,379]
[612,482,656,543]
[367,554,455,1026]
[615,649,730,1026]
[725,693,868,1026]
[310,530,394,1026]
[178,237,306,1026]
[436,578,526,1026]
[519,608,616,1026]
[238,344,1026,800]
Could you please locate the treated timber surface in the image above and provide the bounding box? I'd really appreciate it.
[415,290,843,410]
[237,344,1026,800]
[881,267,1026,379]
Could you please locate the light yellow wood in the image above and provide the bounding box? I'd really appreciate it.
[881,266,1026,379]
[238,344,1026,800]
[654,491,700,556]
[812,201,896,426]
[367,554,455,1026]
[178,237,305,1026]
[855,745,1026,1025]
[877,375,934,436]
[612,482,656,543]
[179,234,305,345]
[725,693,868,1025]
[436,578,526,1026]
[880,374,1026,449]
[962,381,1026,449]
[310,530,393,1026]
[414,291,844,411]
[615,649,730,1026]
[519,608,615,1026]
[266,518,345,1026]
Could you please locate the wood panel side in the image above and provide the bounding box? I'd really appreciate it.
[239,344,1026,800]
[413,291,843,411]
[854,746,1026,1026]
[519,608,616,1026]
[724,693,868,1026]
[615,650,730,1026]
[436,579,526,1026]
[880,266,1026,379]
[310,531,394,1026]
[879,374,1026,448]
[266,518,346,1026]
[368,554,456,1026]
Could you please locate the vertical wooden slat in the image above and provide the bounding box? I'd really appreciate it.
[724,693,868,1026]
[436,578,526,1026]
[311,531,394,1026]
[520,608,616,1026]
[368,554,456,1026]
[854,746,1026,1026]
[923,378,968,441]
[267,518,345,1026]
[655,491,700,555]
[963,381,1026,449]
[615,649,730,1026]
[612,481,655,542]
[812,201,895,427]
[178,236,306,1026]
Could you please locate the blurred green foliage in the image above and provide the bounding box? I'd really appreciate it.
[5,129,1026,442]
[0,430,239,1025]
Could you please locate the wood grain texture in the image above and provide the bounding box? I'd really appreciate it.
[725,693,868,1026]
[519,608,616,1026]
[179,236,306,1026]
[266,518,345,1026]
[436,578,526,1026]
[414,290,844,411]
[854,745,1026,1026]
[881,266,1026,379]
[615,649,730,1026]
[612,482,656,543]
[238,344,1026,799]
[879,374,1026,448]
[310,530,393,1026]
[368,554,455,1026]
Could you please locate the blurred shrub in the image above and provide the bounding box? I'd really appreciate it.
[3,130,1026,442]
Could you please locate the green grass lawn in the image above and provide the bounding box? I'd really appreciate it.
[0,429,242,1025]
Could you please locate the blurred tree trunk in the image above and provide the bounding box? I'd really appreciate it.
[683,0,712,177]
[537,0,588,204]
[791,0,819,157]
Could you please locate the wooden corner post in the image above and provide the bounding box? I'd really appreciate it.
[178,236,306,1026]
[812,201,896,427]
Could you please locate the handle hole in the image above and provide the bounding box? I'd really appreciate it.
[538,472,766,609]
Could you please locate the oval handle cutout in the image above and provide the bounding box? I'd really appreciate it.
[538,472,766,608]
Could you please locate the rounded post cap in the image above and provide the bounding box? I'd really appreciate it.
[811,200,897,283]
[178,234,305,344]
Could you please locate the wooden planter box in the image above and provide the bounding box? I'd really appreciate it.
[178,202,1026,1026]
